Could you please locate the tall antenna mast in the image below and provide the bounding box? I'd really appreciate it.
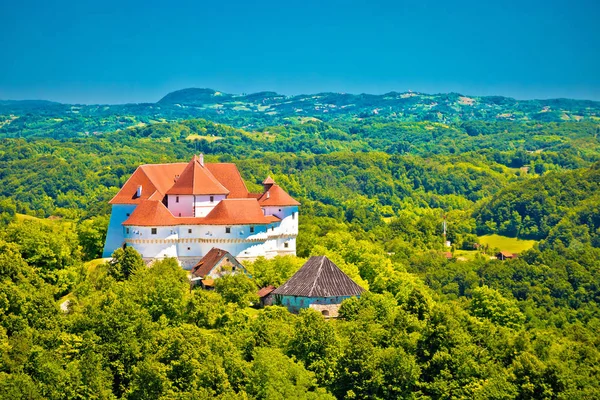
[442,215,447,244]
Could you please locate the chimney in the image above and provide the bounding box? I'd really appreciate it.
[266,191,270,199]
[136,185,142,198]
[199,153,204,167]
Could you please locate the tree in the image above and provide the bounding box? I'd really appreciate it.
[214,273,258,307]
[107,246,144,281]
[77,215,109,261]
[246,347,334,400]
[469,286,525,329]
[288,309,340,385]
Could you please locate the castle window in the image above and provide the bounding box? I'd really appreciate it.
[126,213,130,217]
[187,247,191,251]
[151,228,157,235]
[126,228,130,234]
[284,242,289,248]
[188,228,192,234]
[176,196,179,203]
[292,212,296,220]
[210,196,214,203]
[226,227,231,234]
[178,213,181,217]
[250,226,255,233]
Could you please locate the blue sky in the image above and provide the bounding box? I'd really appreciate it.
[0,0,598,103]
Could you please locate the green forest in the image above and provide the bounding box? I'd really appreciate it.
[1,99,600,398]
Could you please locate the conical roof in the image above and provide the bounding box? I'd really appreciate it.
[273,256,364,297]
[258,184,300,206]
[166,155,229,195]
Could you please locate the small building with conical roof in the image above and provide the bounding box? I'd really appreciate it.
[273,256,365,317]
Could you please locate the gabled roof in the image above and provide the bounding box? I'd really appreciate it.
[206,163,250,198]
[109,163,187,205]
[202,199,271,225]
[191,247,244,278]
[167,155,229,195]
[258,184,300,207]
[123,200,177,226]
[258,285,276,298]
[273,256,364,297]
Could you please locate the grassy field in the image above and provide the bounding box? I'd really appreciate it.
[478,234,537,253]
[85,258,109,274]
[16,213,40,221]
[186,134,223,142]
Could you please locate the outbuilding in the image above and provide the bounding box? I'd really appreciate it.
[272,256,365,318]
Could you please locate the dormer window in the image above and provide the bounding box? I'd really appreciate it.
[210,196,214,203]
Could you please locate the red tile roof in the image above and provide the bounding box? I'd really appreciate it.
[167,155,229,195]
[124,198,274,226]
[109,163,187,205]
[258,184,300,207]
[202,199,271,225]
[206,163,250,198]
[191,247,245,278]
[265,215,281,223]
[257,285,276,298]
[141,163,188,195]
[123,200,177,226]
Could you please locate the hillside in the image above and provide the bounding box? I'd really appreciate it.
[1,88,599,138]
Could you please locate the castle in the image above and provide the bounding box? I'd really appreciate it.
[102,155,299,269]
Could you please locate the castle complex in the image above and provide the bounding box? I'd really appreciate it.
[102,155,299,269]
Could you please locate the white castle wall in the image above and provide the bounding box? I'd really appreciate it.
[103,204,137,257]
[120,204,298,265]
[194,194,226,217]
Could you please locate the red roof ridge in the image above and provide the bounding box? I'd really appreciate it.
[139,162,187,167]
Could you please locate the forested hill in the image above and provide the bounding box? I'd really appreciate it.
[475,162,600,244]
[1,88,600,138]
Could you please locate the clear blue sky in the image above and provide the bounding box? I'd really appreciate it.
[1,0,599,103]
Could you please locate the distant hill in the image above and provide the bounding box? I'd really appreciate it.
[1,88,599,138]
